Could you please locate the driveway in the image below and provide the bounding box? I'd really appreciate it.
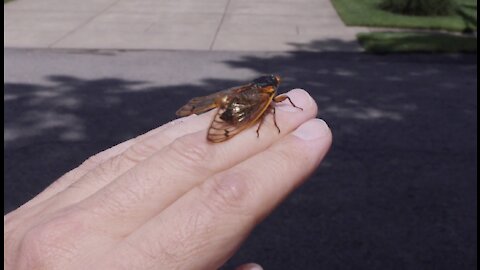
[4,0,365,51]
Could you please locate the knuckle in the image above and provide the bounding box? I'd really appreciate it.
[274,146,295,165]
[125,239,160,262]
[96,155,123,179]
[200,172,254,215]
[4,211,17,226]
[4,222,23,260]
[90,179,146,218]
[266,147,303,181]
[168,135,211,169]
[276,143,309,169]
[123,140,159,163]
[113,178,147,207]
[70,156,122,190]
[122,238,181,269]
[81,154,104,170]
[4,210,33,244]
[19,212,81,267]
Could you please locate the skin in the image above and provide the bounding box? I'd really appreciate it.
[4,89,332,270]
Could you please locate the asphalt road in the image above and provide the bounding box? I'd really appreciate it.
[4,48,477,269]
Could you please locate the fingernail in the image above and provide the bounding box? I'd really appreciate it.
[248,265,263,270]
[276,88,314,112]
[292,119,330,140]
[240,263,263,270]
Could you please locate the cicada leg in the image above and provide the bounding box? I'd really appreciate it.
[273,95,304,111]
[256,114,265,137]
[256,105,280,137]
[258,95,303,138]
[271,106,281,134]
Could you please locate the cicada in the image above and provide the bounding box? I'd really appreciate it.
[176,74,302,143]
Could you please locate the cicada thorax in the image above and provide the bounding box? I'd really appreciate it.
[218,87,275,125]
[219,98,248,124]
[219,97,251,124]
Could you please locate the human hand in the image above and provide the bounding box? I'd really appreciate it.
[4,89,332,270]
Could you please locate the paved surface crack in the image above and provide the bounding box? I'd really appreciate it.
[209,0,232,51]
[48,0,122,48]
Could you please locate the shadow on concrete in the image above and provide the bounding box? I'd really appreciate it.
[4,43,477,269]
[287,39,363,52]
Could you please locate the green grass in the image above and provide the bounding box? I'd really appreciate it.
[357,32,477,53]
[332,0,477,32]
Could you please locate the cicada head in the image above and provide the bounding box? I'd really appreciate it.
[252,74,281,89]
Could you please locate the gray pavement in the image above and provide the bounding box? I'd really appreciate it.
[4,0,366,51]
[4,48,477,269]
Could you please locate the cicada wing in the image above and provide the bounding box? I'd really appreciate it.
[175,90,226,117]
[207,92,273,143]
[175,83,258,117]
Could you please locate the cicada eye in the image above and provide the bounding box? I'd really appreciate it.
[253,74,281,88]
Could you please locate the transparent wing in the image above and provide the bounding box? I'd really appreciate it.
[207,92,272,143]
[176,82,260,117]
[175,89,230,117]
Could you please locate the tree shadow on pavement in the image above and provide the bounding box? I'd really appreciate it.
[219,46,477,270]
[4,40,477,269]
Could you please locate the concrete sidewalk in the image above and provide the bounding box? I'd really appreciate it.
[4,0,366,51]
